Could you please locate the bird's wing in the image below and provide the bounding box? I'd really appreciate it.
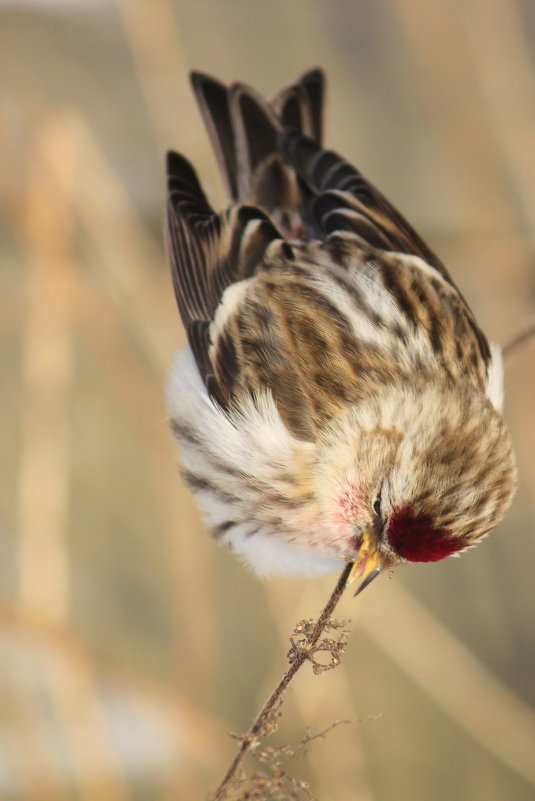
[279,129,450,278]
[166,150,283,406]
[279,129,492,369]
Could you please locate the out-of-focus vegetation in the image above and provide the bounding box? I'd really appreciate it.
[1,1,535,799]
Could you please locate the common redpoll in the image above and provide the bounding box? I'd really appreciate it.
[165,69,516,590]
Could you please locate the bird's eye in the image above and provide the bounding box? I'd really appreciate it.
[373,496,382,517]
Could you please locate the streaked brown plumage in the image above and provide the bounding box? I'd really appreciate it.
[165,69,516,580]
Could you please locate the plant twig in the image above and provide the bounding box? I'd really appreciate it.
[211,561,354,800]
[502,318,535,361]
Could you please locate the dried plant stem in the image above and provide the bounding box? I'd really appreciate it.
[212,562,354,800]
[502,319,535,361]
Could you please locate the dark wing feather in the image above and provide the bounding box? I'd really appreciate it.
[166,150,282,402]
[279,129,452,282]
[279,130,491,366]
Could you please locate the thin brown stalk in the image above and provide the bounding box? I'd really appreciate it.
[212,561,354,801]
[502,319,535,361]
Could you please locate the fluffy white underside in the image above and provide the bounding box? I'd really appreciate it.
[167,348,343,576]
[220,523,345,577]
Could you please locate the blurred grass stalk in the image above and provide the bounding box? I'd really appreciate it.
[19,113,76,627]
[10,92,224,796]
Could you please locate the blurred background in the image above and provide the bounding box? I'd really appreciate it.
[2,0,535,799]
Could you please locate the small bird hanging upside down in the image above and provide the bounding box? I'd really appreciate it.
[165,68,516,594]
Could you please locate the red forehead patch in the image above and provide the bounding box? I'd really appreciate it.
[387,506,463,563]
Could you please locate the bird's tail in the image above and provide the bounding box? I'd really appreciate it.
[190,68,325,238]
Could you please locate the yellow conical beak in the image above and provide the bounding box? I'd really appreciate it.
[348,528,382,596]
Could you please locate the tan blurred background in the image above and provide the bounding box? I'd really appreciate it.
[2,1,535,799]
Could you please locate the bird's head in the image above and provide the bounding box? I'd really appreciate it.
[314,383,516,591]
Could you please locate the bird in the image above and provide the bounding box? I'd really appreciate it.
[165,68,516,593]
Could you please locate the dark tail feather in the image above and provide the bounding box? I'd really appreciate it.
[190,72,239,200]
[272,67,324,145]
[228,82,281,202]
[190,68,326,235]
